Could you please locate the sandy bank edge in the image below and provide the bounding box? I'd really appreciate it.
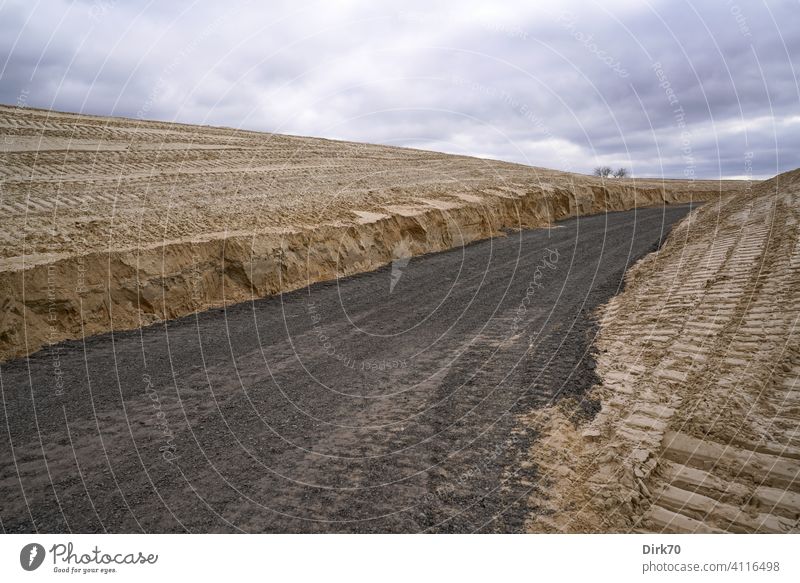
[1,181,727,361]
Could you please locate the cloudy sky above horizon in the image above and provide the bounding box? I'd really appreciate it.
[1,0,798,179]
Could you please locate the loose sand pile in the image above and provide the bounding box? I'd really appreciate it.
[525,169,800,533]
[0,105,748,360]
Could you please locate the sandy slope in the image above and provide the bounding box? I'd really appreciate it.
[525,169,800,533]
[0,105,748,359]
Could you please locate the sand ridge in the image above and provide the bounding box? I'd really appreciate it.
[0,105,750,360]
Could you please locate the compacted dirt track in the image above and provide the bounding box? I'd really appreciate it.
[0,204,694,533]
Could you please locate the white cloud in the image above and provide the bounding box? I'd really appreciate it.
[1,0,797,178]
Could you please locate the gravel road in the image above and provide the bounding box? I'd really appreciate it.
[0,203,695,533]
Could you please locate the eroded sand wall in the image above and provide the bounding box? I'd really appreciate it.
[0,183,721,360]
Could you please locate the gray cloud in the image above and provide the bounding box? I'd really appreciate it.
[1,0,797,179]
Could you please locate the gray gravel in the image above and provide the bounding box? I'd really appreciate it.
[0,203,695,533]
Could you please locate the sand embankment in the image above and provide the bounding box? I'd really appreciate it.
[0,105,749,360]
[525,168,800,533]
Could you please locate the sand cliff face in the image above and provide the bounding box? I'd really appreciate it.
[525,169,800,533]
[0,106,749,360]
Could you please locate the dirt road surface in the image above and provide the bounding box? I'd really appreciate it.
[0,204,694,533]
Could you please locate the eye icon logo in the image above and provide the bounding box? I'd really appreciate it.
[20,543,45,571]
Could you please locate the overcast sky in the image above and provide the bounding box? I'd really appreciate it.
[1,0,798,178]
